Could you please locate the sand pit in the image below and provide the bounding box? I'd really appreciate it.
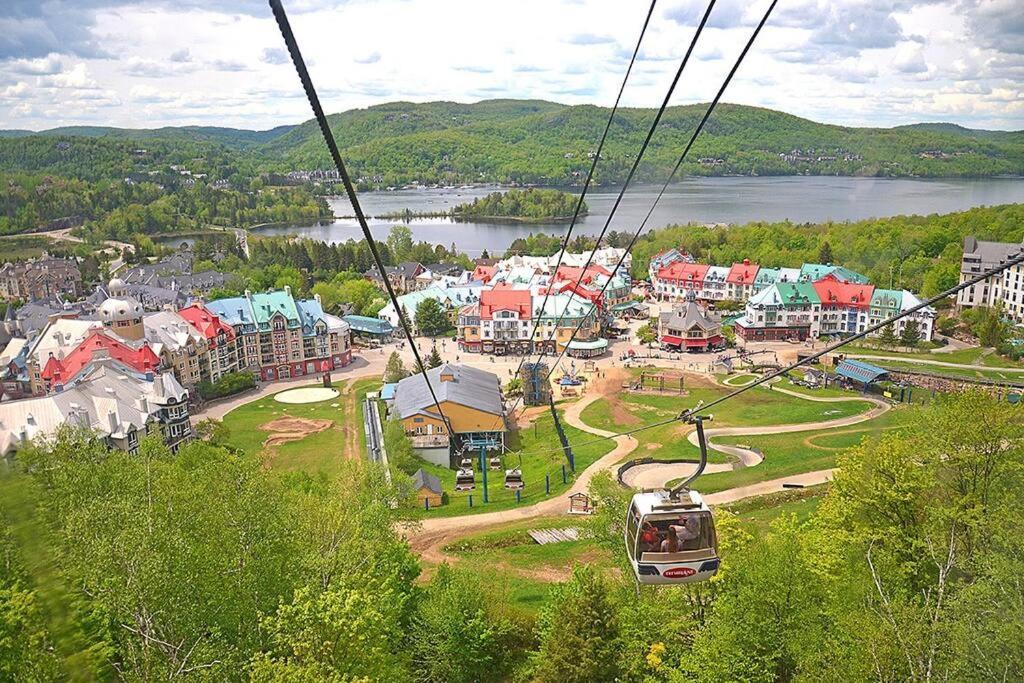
[273,387,340,404]
[260,417,334,448]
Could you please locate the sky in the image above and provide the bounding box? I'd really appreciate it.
[1,0,1022,132]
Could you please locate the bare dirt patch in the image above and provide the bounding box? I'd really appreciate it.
[646,442,662,451]
[260,417,334,448]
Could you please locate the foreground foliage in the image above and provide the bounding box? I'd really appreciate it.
[1,391,1020,680]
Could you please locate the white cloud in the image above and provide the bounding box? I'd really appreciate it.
[0,0,1019,130]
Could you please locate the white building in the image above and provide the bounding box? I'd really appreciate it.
[957,237,1024,324]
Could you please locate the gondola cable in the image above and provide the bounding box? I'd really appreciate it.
[515,0,780,422]
[503,0,659,419]
[269,0,456,445]
[514,244,1024,460]
[506,0,720,420]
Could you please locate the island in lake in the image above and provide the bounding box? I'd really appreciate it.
[451,188,586,222]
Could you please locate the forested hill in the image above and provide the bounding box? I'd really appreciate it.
[2,100,1023,185]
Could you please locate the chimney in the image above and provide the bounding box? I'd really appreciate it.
[244,289,252,300]
[284,285,292,297]
[139,395,149,414]
[314,293,321,305]
[107,410,118,434]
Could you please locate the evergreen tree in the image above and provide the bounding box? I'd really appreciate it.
[427,346,443,369]
[818,240,834,264]
[533,567,621,683]
[878,323,898,347]
[899,320,921,347]
[415,297,451,337]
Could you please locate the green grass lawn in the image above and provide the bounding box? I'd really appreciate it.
[722,373,759,386]
[871,359,1024,381]
[723,485,827,533]
[689,407,911,493]
[220,378,379,480]
[441,516,615,616]
[578,381,875,464]
[844,343,1023,370]
[406,406,615,518]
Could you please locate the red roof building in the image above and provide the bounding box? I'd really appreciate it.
[812,281,875,309]
[653,262,709,300]
[179,304,236,348]
[554,264,611,284]
[479,289,532,319]
[726,260,760,287]
[472,264,497,283]
[40,330,160,390]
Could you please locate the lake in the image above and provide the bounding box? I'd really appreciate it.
[253,176,1024,256]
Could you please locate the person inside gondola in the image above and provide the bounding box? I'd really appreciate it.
[660,526,680,553]
[672,515,702,549]
[639,521,660,552]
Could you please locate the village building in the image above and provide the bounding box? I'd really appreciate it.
[0,256,83,303]
[726,260,760,301]
[531,293,600,355]
[392,363,506,468]
[39,329,161,394]
[957,236,1024,324]
[735,282,822,342]
[699,265,730,301]
[205,288,351,382]
[343,315,394,344]
[478,289,532,355]
[812,280,874,336]
[177,304,238,383]
[658,291,724,351]
[0,362,192,457]
[410,468,443,508]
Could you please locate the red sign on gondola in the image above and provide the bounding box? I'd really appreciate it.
[663,567,697,578]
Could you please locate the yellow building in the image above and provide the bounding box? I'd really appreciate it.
[393,363,506,468]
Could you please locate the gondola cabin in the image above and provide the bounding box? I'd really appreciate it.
[625,490,719,585]
[503,468,524,490]
[454,468,476,492]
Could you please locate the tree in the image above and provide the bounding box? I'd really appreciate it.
[878,322,898,347]
[899,319,921,347]
[427,346,442,369]
[532,567,621,683]
[415,297,451,337]
[818,240,833,264]
[386,225,414,263]
[636,322,656,347]
[409,565,513,683]
[384,351,408,383]
[976,306,1007,347]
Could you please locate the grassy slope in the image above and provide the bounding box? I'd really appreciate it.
[220,378,378,480]
[578,382,874,463]
[694,408,910,493]
[406,406,615,518]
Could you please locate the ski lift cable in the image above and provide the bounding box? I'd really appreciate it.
[505,0,659,411]
[269,0,455,442]
[514,0,779,422]
[517,243,1024,460]
[506,0,720,420]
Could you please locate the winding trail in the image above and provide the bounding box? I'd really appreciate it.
[405,375,893,564]
[622,383,890,491]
